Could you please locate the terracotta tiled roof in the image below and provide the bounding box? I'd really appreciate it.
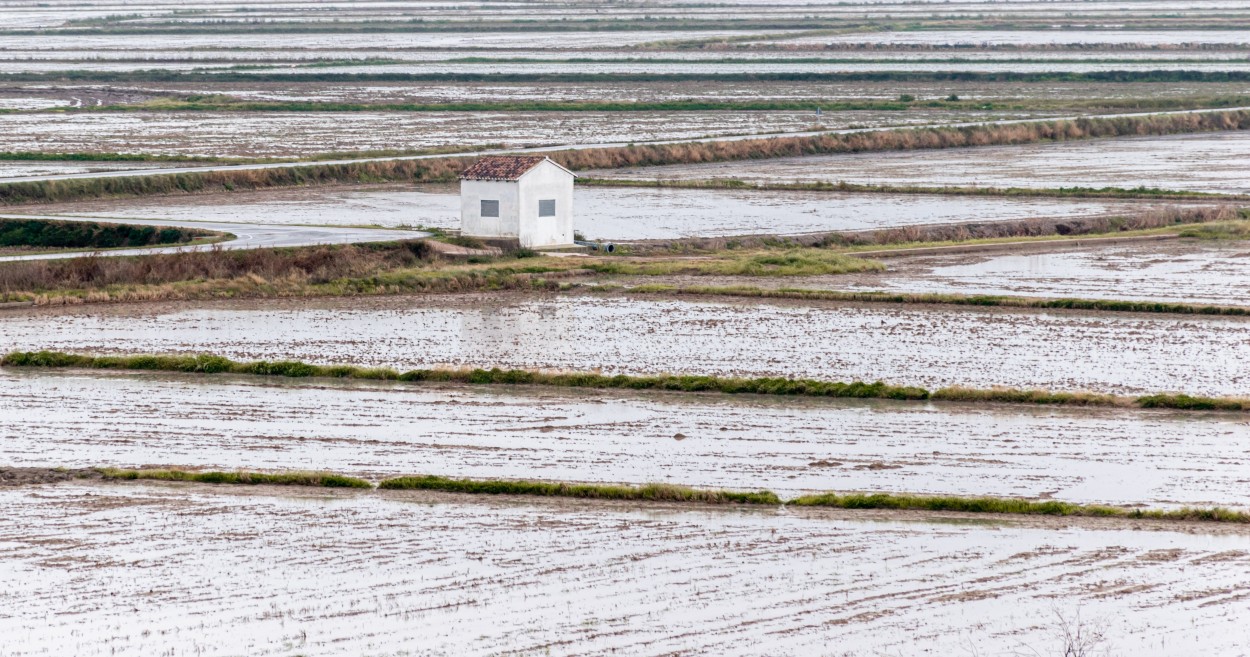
[459,155,550,181]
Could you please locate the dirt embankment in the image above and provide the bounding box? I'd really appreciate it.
[0,466,99,487]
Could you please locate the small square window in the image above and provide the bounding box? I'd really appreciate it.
[480,200,499,217]
[538,199,556,217]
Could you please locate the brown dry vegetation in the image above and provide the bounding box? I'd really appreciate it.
[549,109,1250,169]
[622,205,1238,253]
[0,241,589,305]
[0,241,432,300]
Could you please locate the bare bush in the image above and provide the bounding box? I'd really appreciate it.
[0,240,432,295]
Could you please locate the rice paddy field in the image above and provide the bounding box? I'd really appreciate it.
[842,239,1250,304]
[5,293,1250,396]
[30,183,1152,239]
[9,482,1250,657]
[7,368,1250,507]
[595,130,1250,194]
[8,0,1250,655]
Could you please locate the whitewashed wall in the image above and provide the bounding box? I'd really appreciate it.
[516,161,574,248]
[460,179,520,239]
[460,160,574,247]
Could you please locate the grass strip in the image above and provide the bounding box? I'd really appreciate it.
[81,466,1250,524]
[379,475,779,504]
[6,350,1250,413]
[96,467,371,488]
[613,283,1250,317]
[0,350,930,401]
[586,251,884,277]
[788,492,1250,523]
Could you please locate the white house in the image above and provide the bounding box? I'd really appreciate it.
[459,155,575,248]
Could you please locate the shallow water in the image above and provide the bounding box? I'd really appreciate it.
[4,293,1250,396]
[4,369,1250,506]
[0,110,823,157]
[848,240,1250,305]
[45,184,1144,239]
[597,131,1250,194]
[0,161,188,178]
[782,29,1250,46]
[3,482,1250,656]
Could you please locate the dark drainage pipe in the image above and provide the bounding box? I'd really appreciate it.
[575,240,615,253]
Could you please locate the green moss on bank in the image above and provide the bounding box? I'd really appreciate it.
[97,467,371,488]
[379,475,780,504]
[6,350,1250,413]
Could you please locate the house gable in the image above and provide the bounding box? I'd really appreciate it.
[460,155,574,183]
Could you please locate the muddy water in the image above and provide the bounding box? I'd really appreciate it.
[786,29,1250,46]
[637,239,1250,306]
[5,368,1250,506]
[0,161,188,179]
[4,482,1250,656]
[849,240,1250,305]
[154,80,1250,105]
[2,294,1248,396]
[0,110,824,157]
[252,60,1250,75]
[0,31,762,51]
[41,183,1143,239]
[597,131,1250,194]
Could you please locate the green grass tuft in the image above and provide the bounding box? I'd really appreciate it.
[589,250,883,277]
[97,467,372,488]
[788,492,1250,523]
[378,475,780,504]
[9,350,1250,414]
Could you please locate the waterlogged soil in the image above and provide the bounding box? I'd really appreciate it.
[5,482,1250,656]
[779,29,1250,47]
[597,131,1250,194]
[0,160,193,178]
[5,293,1250,396]
[34,183,1146,239]
[0,110,826,157]
[0,31,765,52]
[106,79,1250,105]
[616,239,1250,306]
[844,239,1250,305]
[7,368,1250,507]
[244,59,1250,75]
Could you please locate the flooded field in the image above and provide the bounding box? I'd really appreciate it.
[5,293,1250,396]
[626,238,1250,306]
[0,160,189,179]
[0,31,764,52]
[0,111,831,157]
[5,482,1250,656]
[6,48,1249,65]
[597,130,1250,194]
[239,60,1250,76]
[778,29,1250,47]
[846,239,1250,305]
[108,80,1250,105]
[10,2,1250,654]
[7,368,1250,506]
[38,183,1147,239]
